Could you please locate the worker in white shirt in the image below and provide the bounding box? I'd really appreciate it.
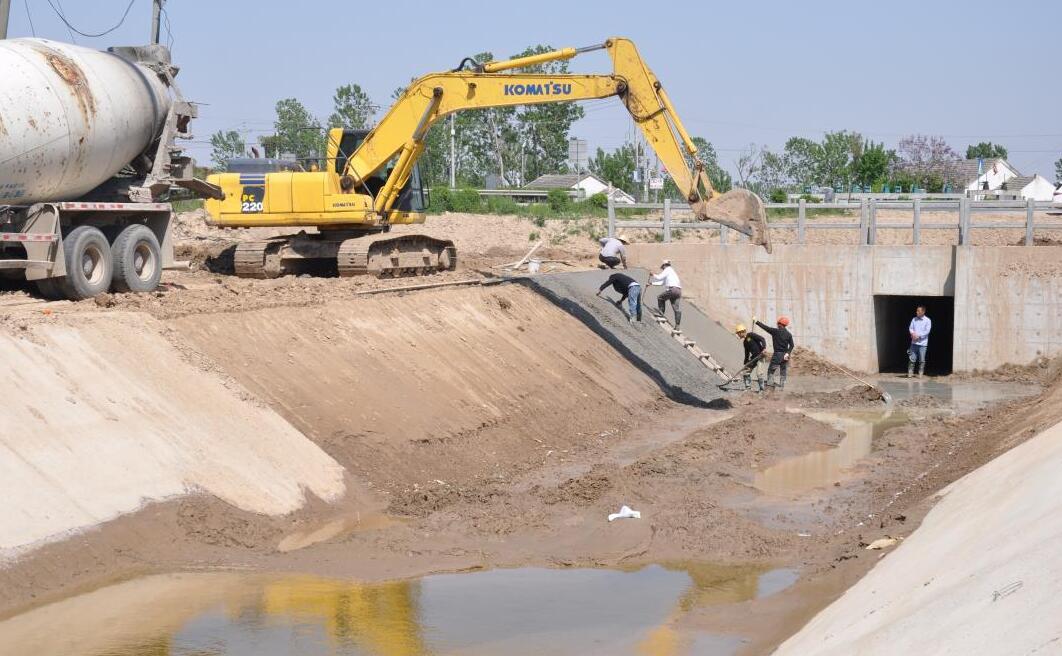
[907,305,932,378]
[649,259,682,328]
[598,234,629,269]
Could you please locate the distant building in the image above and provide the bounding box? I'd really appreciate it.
[523,173,636,204]
[954,158,1020,194]
[1004,174,1056,202]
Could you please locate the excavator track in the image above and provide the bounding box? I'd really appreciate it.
[337,233,456,277]
[233,239,284,279]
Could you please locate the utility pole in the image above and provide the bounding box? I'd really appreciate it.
[150,0,165,45]
[0,0,12,40]
[449,114,456,189]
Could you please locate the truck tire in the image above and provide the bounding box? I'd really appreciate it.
[58,225,113,300]
[111,224,161,293]
[35,277,64,300]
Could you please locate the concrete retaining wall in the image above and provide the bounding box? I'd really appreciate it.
[629,244,1062,372]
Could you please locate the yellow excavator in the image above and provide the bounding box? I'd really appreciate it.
[204,37,771,278]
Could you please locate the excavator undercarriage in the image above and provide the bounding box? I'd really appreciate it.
[232,232,456,279]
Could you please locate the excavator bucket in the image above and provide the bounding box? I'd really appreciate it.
[690,188,772,253]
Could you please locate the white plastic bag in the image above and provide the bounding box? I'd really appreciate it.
[608,505,641,522]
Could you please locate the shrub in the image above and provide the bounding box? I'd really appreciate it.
[588,192,609,209]
[528,230,540,242]
[547,188,572,212]
[427,187,451,212]
[449,188,482,213]
[768,189,788,203]
[798,192,821,203]
[486,195,521,215]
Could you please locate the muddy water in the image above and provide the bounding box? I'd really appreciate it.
[754,409,909,495]
[0,564,798,656]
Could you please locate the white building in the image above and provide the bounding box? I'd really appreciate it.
[524,173,636,204]
[1003,174,1056,201]
[954,158,1020,195]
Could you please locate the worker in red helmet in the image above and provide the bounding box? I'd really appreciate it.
[755,315,795,389]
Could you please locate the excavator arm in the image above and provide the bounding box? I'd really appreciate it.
[343,37,770,250]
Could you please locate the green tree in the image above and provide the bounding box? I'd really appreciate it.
[327,84,375,130]
[589,143,638,194]
[781,137,823,190]
[965,142,1008,160]
[209,130,245,169]
[508,44,585,184]
[1056,156,1062,184]
[852,140,896,188]
[273,98,324,161]
[662,136,732,199]
[820,130,862,188]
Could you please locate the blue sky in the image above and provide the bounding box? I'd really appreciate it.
[7,0,1058,179]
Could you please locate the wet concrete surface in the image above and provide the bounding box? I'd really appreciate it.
[0,564,800,656]
[522,270,741,408]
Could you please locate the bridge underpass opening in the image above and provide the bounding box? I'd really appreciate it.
[874,295,954,375]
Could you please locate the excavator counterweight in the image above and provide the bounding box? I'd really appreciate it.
[204,37,771,279]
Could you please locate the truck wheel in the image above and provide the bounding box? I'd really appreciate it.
[111,224,161,293]
[58,226,113,300]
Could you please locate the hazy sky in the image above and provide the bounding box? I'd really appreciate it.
[6,0,1058,179]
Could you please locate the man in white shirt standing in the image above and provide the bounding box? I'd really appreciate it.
[649,259,682,329]
[907,305,932,378]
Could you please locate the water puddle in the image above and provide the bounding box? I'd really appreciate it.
[877,378,1038,409]
[754,409,908,495]
[0,563,798,656]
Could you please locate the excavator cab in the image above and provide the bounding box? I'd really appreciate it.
[331,129,425,213]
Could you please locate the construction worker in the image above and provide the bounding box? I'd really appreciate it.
[649,259,682,328]
[907,305,932,378]
[596,272,642,324]
[755,316,794,389]
[597,234,630,269]
[735,324,768,391]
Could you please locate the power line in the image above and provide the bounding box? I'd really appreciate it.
[44,0,135,38]
[22,0,36,36]
[54,0,77,43]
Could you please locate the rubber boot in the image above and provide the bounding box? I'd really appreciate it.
[778,374,787,390]
[757,379,765,392]
[906,363,914,378]
[765,372,776,388]
[917,362,925,378]
[742,373,752,391]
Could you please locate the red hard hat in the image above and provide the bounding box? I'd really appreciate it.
[777,316,790,326]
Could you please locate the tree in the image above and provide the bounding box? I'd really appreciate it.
[966,142,1008,160]
[819,130,862,189]
[589,143,637,194]
[781,137,823,190]
[508,44,585,185]
[209,130,245,170]
[1056,156,1062,184]
[327,84,375,130]
[273,98,324,161]
[852,140,896,189]
[661,136,732,199]
[896,134,961,192]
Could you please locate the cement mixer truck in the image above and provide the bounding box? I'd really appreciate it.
[0,38,220,300]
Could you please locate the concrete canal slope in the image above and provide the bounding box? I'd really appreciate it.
[0,313,346,558]
[774,417,1062,655]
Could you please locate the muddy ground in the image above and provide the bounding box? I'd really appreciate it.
[1,212,1060,654]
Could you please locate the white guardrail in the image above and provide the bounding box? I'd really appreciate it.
[606,197,1062,245]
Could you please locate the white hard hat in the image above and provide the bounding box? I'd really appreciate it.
[661,259,671,267]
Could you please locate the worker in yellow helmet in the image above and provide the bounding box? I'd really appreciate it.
[735,323,768,392]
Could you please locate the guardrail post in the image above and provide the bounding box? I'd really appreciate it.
[868,199,877,245]
[859,198,869,245]
[607,191,616,238]
[958,197,969,245]
[797,199,806,244]
[1026,197,1035,246]
[663,198,672,243]
[912,198,921,245]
